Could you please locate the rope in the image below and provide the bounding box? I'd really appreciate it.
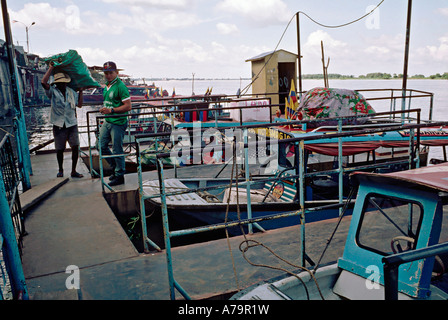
[220,141,325,300]
[298,0,385,29]
[239,239,324,300]
[312,186,357,274]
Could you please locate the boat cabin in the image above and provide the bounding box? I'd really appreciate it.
[337,163,448,299]
[233,163,448,300]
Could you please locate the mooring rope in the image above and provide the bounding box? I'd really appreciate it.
[221,141,325,300]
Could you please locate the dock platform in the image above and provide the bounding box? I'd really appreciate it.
[22,151,351,300]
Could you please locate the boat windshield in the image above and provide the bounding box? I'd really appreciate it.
[357,193,423,256]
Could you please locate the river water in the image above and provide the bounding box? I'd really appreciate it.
[24,78,448,158]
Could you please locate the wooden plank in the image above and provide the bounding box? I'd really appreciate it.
[142,178,208,205]
[20,177,69,212]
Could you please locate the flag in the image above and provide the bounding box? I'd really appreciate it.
[285,97,291,119]
[172,87,176,97]
[287,80,299,120]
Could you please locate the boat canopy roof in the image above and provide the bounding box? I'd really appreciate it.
[351,162,448,193]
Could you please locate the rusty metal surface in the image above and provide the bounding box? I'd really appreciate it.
[352,162,448,193]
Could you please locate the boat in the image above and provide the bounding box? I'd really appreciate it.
[138,115,448,235]
[268,119,448,198]
[232,162,448,300]
[262,86,448,199]
[140,173,352,234]
[82,83,161,104]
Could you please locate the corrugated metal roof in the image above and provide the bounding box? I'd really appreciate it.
[245,49,297,62]
[352,162,448,193]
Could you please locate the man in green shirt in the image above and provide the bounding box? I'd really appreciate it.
[99,61,131,186]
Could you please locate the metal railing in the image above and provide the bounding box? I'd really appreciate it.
[356,88,434,121]
[85,96,274,183]
[383,242,448,300]
[0,133,28,300]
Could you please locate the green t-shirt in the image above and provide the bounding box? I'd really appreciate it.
[103,77,131,125]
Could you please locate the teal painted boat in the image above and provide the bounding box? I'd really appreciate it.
[232,162,448,300]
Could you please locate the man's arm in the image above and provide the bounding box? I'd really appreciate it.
[114,98,132,112]
[77,89,84,108]
[41,63,54,90]
[99,98,131,114]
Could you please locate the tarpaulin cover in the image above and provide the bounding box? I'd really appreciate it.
[43,50,100,90]
[305,142,382,156]
[305,139,448,156]
[421,139,448,147]
[297,88,375,128]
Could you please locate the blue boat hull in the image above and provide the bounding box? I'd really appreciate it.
[147,200,353,236]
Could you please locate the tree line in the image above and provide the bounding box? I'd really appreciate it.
[302,72,448,80]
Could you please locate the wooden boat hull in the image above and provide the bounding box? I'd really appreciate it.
[142,177,353,234]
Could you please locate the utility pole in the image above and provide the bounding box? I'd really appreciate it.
[12,20,35,52]
[296,12,303,96]
[401,0,412,120]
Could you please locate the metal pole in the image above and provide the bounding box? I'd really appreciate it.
[244,129,253,234]
[156,158,176,299]
[298,140,306,267]
[401,0,412,120]
[383,242,448,300]
[137,140,150,253]
[338,119,343,216]
[1,0,32,191]
[136,140,161,253]
[156,158,190,300]
[296,12,303,95]
[243,129,265,234]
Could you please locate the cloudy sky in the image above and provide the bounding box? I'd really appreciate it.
[4,0,448,79]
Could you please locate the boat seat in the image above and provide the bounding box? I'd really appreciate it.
[142,178,209,205]
[262,171,297,202]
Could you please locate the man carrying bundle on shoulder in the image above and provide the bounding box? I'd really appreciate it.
[41,62,84,179]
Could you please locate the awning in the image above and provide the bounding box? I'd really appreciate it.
[305,142,382,156]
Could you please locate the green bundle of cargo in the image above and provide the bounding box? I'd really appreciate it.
[43,49,100,90]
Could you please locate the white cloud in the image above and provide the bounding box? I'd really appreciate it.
[216,22,238,35]
[9,2,201,38]
[216,0,293,25]
[11,3,67,30]
[437,8,448,16]
[101,0,195,10]
[364,46,390,55]
[75,47,109,65]
[417,36,448,62]
[9,3,124,36]
[303,30,348,57]
[361,34,408,73]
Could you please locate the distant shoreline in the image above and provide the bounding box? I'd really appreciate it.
[139,74,448,81]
